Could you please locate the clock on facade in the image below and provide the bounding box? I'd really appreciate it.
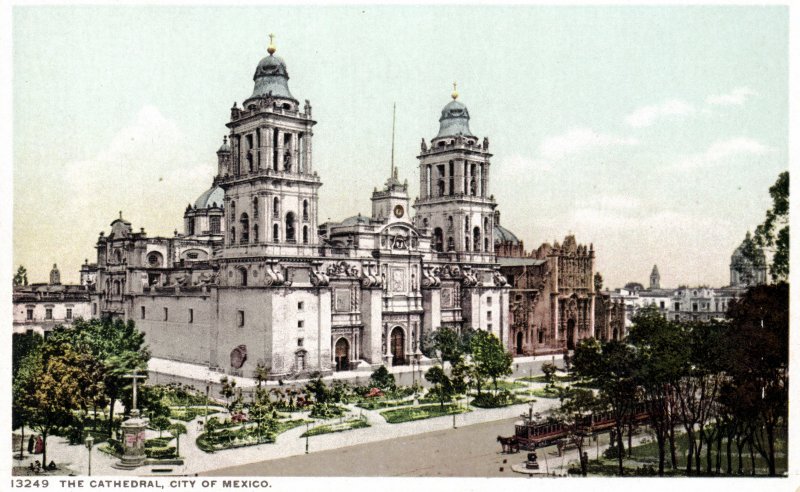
[393,205,404,218]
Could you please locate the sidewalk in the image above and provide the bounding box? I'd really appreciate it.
[26,390,562,476]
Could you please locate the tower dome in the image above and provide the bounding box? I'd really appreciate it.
[249,36,296,102]
[194,184,225,209]
[435,99,474,139]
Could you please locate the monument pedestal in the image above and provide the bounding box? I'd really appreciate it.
[112,410,148,470]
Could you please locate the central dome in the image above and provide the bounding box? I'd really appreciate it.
[250,54,296,102]
[435,99,474,139]
[194,184,224,209]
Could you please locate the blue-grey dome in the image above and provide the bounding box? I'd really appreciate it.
[217,136,231,153]
[340,214,370,226]
[435,100,474,139]
[194,185,225,209]
[494,224,520,245]
[250,54,296,101]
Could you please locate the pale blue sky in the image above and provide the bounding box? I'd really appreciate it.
[13,6,788,288]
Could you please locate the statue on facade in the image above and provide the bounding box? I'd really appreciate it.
[483,137,489,150]
[420,138,427,152]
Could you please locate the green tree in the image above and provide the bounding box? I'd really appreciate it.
[13,265,28,286]
[540,361,557,387]
[253,363,271,388]
[430,327,464,366]
[14,340,104,465]
[369,365,396,392]
[751,171,789,282]
[13,331,42,378]
[573,338,638,476]
[424,366,455,408]
[150,415,172,439]
[470,330,512,394]
[305,374,330,404]
[219,376,237,406]
[628,305,688,475]
[169,422,187,457]
[556,387,600,476]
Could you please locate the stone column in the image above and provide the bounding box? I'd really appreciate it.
[291,132,299,172]
[276,129,284,171]
[589,294,596,338]
[305,131,313,172]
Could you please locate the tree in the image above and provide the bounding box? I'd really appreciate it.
[430,327,464,366]
[573,338,638,476]
[13,265,28,286]
[219,376,237,406]
[470,330,512,394]
[556,387,600,476]
[751,171,789,282]
[425,366,456,408]
[628,306,687,475]
[14,339,104,466]
[369,365,396,392]
[13,331,42,378]
[150,415,172,439]
[541,362,557,387]
[253,363,271,388]
[169,422,187,457]
[305,374,330,405]
[725,284,788,476]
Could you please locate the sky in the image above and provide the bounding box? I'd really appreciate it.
[11,5,789,289]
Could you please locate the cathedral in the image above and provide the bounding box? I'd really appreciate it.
[84,38,617,379]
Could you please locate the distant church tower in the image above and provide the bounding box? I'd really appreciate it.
[649,265,660,289]
[218,34,320,254]
[49,264,61,285]
[414,84,496,259]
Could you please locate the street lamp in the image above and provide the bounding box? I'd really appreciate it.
[84,435,95,476]
[305,422,310,454]
[204,378,212,430]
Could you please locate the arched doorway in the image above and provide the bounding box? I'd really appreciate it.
[391,327,406,366]
[516,331,524,355]
[566,319,576,350]
[612,328,618,341]
[334,338,349,371]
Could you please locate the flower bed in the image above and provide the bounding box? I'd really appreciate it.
[300,418,370,437]
[380,404,469,424]
[196,419,311,453]
[170,406,226,421]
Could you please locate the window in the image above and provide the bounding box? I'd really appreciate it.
[302,226,309,244]
[273,197,280,218]
[674,302,680,311]
[303,200,309,221]
[26,309,33,321]
[253,224,259,243]
[538,330,544,344]
[487,311,492,320]
[253,197,259,218]
[164,307,169,321]
[273,223,280,242]
[238,310,245,327]
[210,216,221,234]
[66,308,72,319]
[189,309,194,323]
[187,252,198,259]
[92,303,97,315]
[298,320,305,329]
[297,338,304,347]
[487,296,492,306]
[487,323,493,332]
[674,315,680,321]
[692,303,698,312]
[240,213,250,243]
[298,301,304,311]
[660,301,665,309]
[45,308,53,320]
[285,212,296,242]
[141,306,146,319]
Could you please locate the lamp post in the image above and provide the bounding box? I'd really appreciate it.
[85,435,95,476]
[305,422,310,454]
[204,378,212,429]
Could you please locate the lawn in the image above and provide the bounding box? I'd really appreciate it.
[520,387,562,399]
[517,374,575,384]
[380,404,470,424]
[196,418,312,452]
[300,418,370,437]
[169,406,226,421]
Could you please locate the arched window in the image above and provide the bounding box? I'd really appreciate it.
[422,218,429,228]
[285,212,296,242]
[273,223,279,242]
[302,225,309,244]
[464,216,470,233]
[240,213,249,244]
[188,218,195,236]
[253,197,259,218]
[433,228,443,252]
[302,200,309,221]
[253,223,259,243]
[230,226,236,245]
[473,226,481,252]
[484,237,489,252]
[447,236,455,251]
[230,201,236,222]
[464,235,470,252]
[447,216,453,231]
[239,267,248,287]
[273,197,279,218]
[210,216,221,234]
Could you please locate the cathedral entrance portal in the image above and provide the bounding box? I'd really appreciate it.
[335,338,349,371]
[516,331,523,355]
[566,319,576,350]
[391,327,406,366]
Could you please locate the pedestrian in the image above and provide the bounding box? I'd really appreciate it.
[27,435,34,454]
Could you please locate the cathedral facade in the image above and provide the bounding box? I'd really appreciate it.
[87,40,513,379]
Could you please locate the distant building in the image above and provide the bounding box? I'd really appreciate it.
[729,231,767,287]
[13,264,92,335]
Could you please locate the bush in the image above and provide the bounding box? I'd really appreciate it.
[309,404,346,419]
[470,391,517,408]
[145,437,172,448]
[369,366,396,391]
[603,444,621,460]
[106,438,123,456]
[145,445,177,460]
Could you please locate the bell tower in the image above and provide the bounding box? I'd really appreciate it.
[413,84,496,261]
[218,35,321,255]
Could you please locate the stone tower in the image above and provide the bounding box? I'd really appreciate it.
[217,35,320,256]
[413,86,496,261]
[49,264,61,285]
[649,264,660,289]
